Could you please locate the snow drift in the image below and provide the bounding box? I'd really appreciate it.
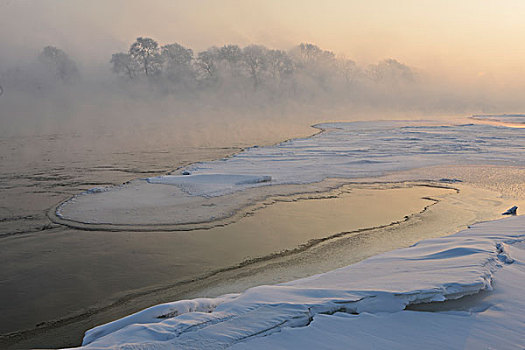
[77,215,525,349]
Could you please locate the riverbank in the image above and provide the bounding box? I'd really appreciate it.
[2,176,521,349]
[77,203,525,349]
[2,118,524,349]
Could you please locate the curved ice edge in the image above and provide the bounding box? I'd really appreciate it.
[147,174,272,186]
[56,120,525,221]
[146,174,272,196]
[54,183,126,220]
[78,215,525,349]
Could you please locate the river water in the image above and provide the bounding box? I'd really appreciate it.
[1,117,523,349]
[0,120,314,347]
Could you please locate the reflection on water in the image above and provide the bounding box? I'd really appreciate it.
[0,122,313,348]
[0,120,523,349]
[1,181,451,347]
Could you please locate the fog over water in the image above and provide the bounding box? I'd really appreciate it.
[2,1,525,145]
[1,2,525,348]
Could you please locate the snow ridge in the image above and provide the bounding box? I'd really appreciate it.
[77,215,525,349]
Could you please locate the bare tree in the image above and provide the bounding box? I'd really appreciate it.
[367,59,415,84]
[161,43,194,82]
[267,49,294,83]
[290,43,335,67]
[162,43,193,67]
[129,37,163,77]
[336,57,358,86]
[289,43,337,89]
[195,47,220,82]
[242,45,268,89]
[110,52,139,79]
[106,38,418,102]
[218,45,243,77]
[38,46,79,83]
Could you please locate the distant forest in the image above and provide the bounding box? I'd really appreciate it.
[0,38,416,102]
[108,38,415,92]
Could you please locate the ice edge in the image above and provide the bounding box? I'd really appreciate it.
[78,215,525,349]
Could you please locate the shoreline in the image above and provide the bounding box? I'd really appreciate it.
[52,119,525,231]
[2,117,524,349]
[48,122,329,232]
[133,215,525,349]
[2,182,449,347]
[47,179,449,232]
[1,178,519,349]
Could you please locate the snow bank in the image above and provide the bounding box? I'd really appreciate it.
[76,215,525,349]
[81,295,239,346]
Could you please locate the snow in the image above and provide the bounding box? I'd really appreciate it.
[150,121,524,197]
[160,121,524,196]
[472,114,525,125]
[56,120,525,226]
[147,174,272,196]
[76,215,525,349]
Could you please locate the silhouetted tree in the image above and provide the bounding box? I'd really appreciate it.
[367,59,415,84]
[129,37,163,77]
[289,43,337,89]
[218,45,243,77]
[267,49,294,83]
[38,46,79,83]
[107,38,417,101]
[290,43,335,67]
[195,47,220,82]
[242,45,268,89]
[161,43,194,82]
[336,57,358,86]
[110,52,139,79]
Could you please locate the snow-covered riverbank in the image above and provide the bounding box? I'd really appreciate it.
[55,120,525,229]
[78,214,525,349]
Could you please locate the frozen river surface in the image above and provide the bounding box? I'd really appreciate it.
[57,121,525,227]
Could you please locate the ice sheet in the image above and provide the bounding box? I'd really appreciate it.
[147,174,272,196]
[56,120,525,226]
[151,121,524,197]
[472,114,525,125]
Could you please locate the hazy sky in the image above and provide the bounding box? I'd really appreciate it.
[1,0,525,83]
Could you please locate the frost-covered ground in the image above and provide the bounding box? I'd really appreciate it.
[77,214,525,349]
[56,121,525,227]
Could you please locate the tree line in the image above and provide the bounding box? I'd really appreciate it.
[0,38,416,101]
[109,37,415,94]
